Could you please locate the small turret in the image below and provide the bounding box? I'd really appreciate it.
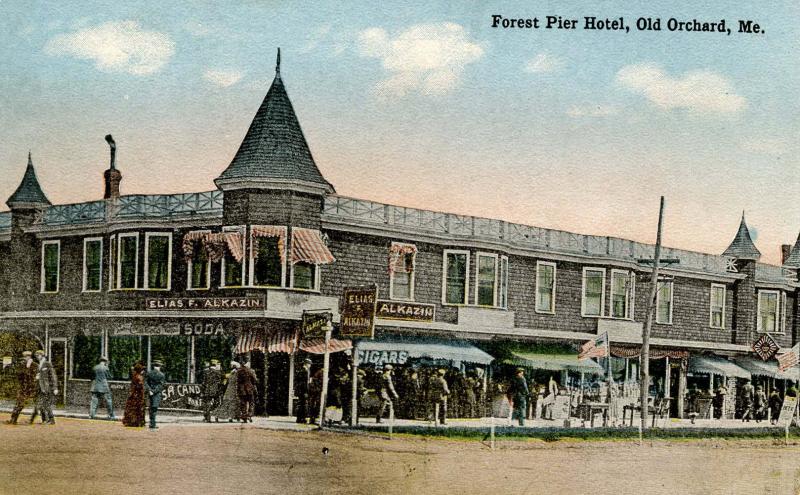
[6,152,51,210]
[722,211,761,261]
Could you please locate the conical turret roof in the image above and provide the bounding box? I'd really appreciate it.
[722,212,761,260]
[6,152,51,208]
[783,232,800,267]
[215,49,334,195]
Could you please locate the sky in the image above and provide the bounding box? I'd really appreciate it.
[1,1,798,264]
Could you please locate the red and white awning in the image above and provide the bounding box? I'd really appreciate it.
[235,330,351,355]
[252,225,287,263]
[291,228,335,265]
[388,242,417,274]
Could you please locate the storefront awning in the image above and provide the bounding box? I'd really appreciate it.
[688,355,751,379]
[236,331,351,355]
[355,336,494,366]
[732,356,800,381]
[504,350,605,375]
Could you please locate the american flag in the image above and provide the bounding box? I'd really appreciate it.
[777,343,800,372]
[579,332,609,360]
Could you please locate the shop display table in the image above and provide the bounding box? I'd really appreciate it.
[577,402,609,427]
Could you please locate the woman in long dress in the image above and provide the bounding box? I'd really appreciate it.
[212,362,241,422]
[122,362,146,427]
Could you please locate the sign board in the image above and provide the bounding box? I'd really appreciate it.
[752,334,780,361]
[356,349,410,367]
[375,300,435,322]
[159,383,203,411]
[339,286,378,338]
[777,396,798,428]
[302,312,331,338]
[111,322,225,336]
[145,297,264,311]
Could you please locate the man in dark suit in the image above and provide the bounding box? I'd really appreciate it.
[431,369,450,425]
[31,350,58,425]
[6,351,38,425]
[145,360,166,430]
[90,357,115,420]
[201,359,224,423]
[509,368,529,426]
[376,365,399,424]
[295,358,312,424]
[237,362,258,423]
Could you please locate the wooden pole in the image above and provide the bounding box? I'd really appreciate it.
[350,347,358,426]
[287,344,296,417]
[318,326,332,428]
[640,196,665,437]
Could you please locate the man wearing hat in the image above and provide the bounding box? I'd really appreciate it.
[6,351,38,425]
[508,368,529,427]
[431,369,450,426]
[295,358,312,424]
[30,350,58,425]
[90,357,115,420]
[376,365,399,424]
[145,360,166,429]
[201,359,224,423]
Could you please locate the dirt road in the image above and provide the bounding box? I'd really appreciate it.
[1,413,799,495]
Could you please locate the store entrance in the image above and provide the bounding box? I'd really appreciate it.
[48,339,67,407]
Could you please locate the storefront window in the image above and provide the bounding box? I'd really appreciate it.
[146,233,171,290]
[292,262,316,290]
[41,241,60,293]
[118,234,138,289]
[83,238,102,292]
[150,335,189,383]
[253,236,282,286]
[72,335,101,379]
[193,336,235,383]
[444,251,469,304]
[582,268,605,316]
[108,336,144,380]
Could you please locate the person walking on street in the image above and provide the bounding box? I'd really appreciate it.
[769,389,783,425]
[295,358,312,424]
[145,360,166,430]
[376,365,399,424]
[90,357,115,420]
[431,369,450,425]
[201,359,224,423]
[30,350,58,425]
[6,351,38,425]
[237,362,258,423]
[212,362,241,422]
[509,368,529,427]
[754,385,767,423]
[122,362,146,427]
[740,379,755,422]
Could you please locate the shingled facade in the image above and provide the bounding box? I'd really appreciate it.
[1,53,798,417]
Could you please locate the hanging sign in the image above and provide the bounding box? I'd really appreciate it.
[302,311,332,338]
[339,286,378,338]
[375,300,435,322]
[753,334,780,361]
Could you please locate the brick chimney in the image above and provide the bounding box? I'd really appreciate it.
[103,134,122,199]
[781,244,791,265]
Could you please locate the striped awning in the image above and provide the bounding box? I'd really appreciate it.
[688,355,751,379]
[732,356,800,381]
[235,330,351,355]
[224,231,245,263]
[301,338,353,355]
[252,225,287,263]
[291,228,335,265]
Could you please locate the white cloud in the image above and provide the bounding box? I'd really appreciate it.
[616,63,746,114]
[566,104,619,117]
[525,53,564,74]
[356,22,484,98]
[44,21,174,76]
[300,24,332,53]
[203,69,243,88]
[740,138,788,156]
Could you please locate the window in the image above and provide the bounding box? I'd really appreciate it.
[610,270,635,319]
[116,233,139,289]
[108,235,116,289]
[144,233,172,290]
[187,232,211,290]
[443,250,469,305]
[389,243,416,301]
[193,336,235,383]
[252,235,283,287]
[757,290,780,333]
[82,238,103,292]
[582,268,606,317]
[41,240,60,293]
[656,280,673,324]
[71,335,102,379]
[292,261,318,290]
[710,284,726,329]
[150,335,189,383]
[221,226,245,287]
[475,253,498,306]
[535,261,556,313]
[108,336,144,380]
[498,256,509,309]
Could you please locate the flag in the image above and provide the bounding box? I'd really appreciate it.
[579,332,609,360]
[777,343,800,372]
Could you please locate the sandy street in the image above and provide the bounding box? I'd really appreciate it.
[1,413,800,495]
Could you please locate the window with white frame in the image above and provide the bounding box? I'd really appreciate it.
[250,227,285,288]
[41,240,60,293]
[221,226,245,287]
[116,233,139,289]
[389,242,416,301]
[610,270,635,319]
[291,261,318,290]
[535,261,556,314]
[498,256,509,309]
[581,268,605,317]
[656,280,673,324]
[757,290,781,333]
[83,237,103,292]
[443,250,469,305]
[144,232,172,290]
[709,284,726,329]
[475,253,498,306]
[186,231,211,290]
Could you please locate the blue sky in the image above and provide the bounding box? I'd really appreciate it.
[1,1,798,263]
